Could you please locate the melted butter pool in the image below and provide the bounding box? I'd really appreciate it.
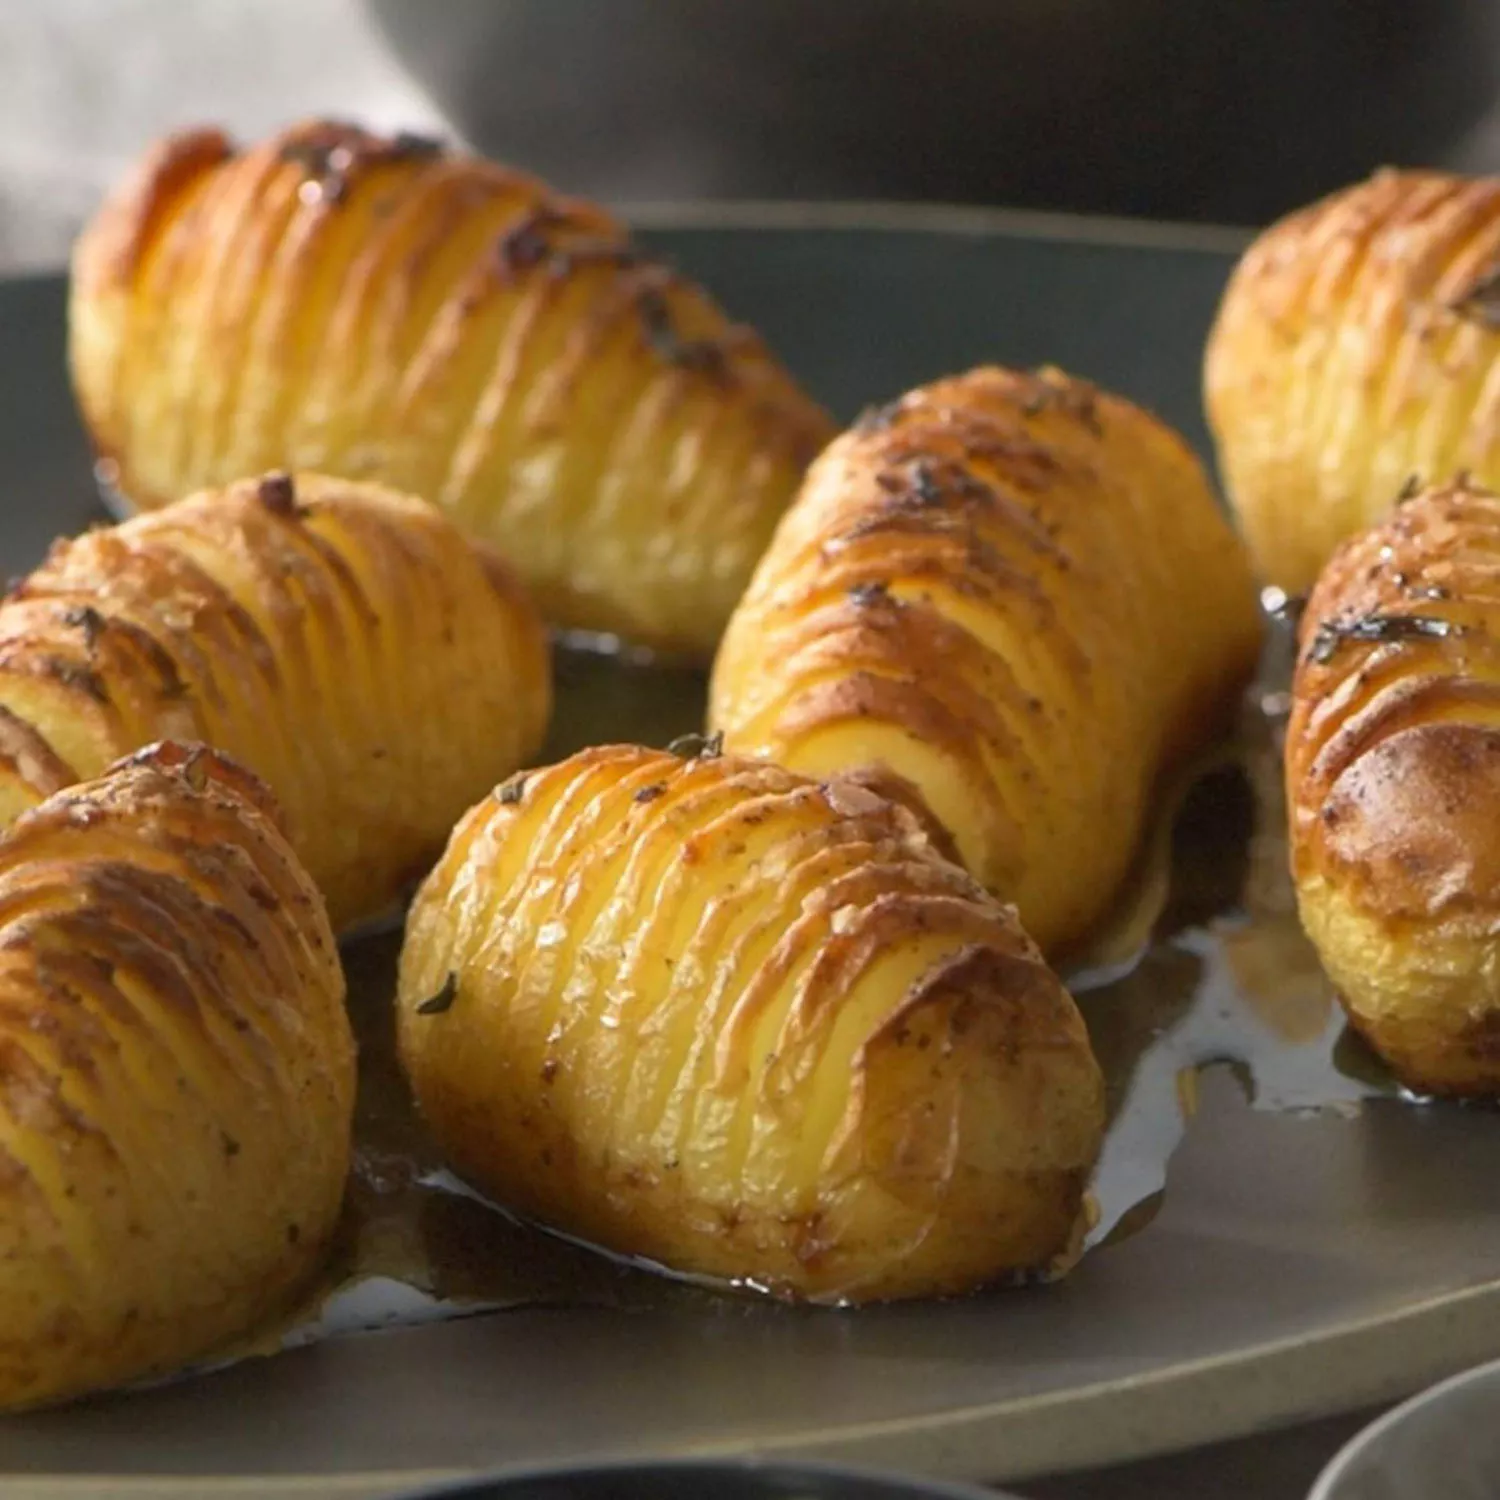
[200,627,1403,1365]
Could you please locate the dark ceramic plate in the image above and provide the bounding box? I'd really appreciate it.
[3,208,1500,1500]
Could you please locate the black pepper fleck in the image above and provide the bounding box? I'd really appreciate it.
[61,604,106,649]
[416,972,459,1016]
[1452,266,1500,329]
[635,285,730,377]
[258,472,300,517]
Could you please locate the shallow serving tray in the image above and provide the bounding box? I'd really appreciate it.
[2,206,1500,1500]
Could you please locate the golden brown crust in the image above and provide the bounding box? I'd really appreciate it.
[68,128,233,303]
[0,472,551,929]
[1205,168,1500,593]
[68,119,835,659]
[1288,478,1500,1093]
[0,743,353,1410]
[396,743,1104,1304]
[709,365,1263,956]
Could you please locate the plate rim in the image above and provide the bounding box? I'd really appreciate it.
[5,1274,1500,1496]
[2,196,1248,292]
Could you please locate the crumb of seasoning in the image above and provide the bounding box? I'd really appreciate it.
[635,285,729,377]
[221,1132,241,1160]
[257,471,299,517]
[52,659,109,703]
[1395,474,1423,504]
[1308,612,1460,665]
[495,207,563,274]
[666,729,724,760]
[494,207,639,279]
[848,580,890,606]
[498,776,527,805]
[61,604,105,649]
[416,972,459,1016]
[633,783,667,804]
[909,460,944,505]
[1451,266,1500,329]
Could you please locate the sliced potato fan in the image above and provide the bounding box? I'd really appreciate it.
[68,119,835,657]
[0,470,550,930]
[1206,167,1500,592]
[396,743,1105,1305]
[710,366,1262,956]
[1289,478,1500,1097]
[0,744,353,1411]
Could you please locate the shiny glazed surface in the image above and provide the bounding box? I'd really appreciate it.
[710,365,1262,955]
[0,743,353,1410]
[0,471,549,930]
[1289,478,1500,1094]
[396,743,1105,1303]
[1206,168,1500,593]
[67,120,835,658]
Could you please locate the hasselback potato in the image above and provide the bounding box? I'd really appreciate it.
[396,742,1105,1303]
[0,742,353,1410]
[709,365,1263,957]
[0,471,549,930]
[68,119,835,658]
[1206,167,1500,594]
[1288,477,1500,1096]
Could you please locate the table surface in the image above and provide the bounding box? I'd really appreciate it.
[0,3,1436,1493]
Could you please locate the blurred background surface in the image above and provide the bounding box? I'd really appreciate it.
[4,0,1500,271]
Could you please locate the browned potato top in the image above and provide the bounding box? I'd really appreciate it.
[711,365,1262,955]
[1206,168,1500,592]
[397,743,1105,1303]
[69,120,835,658]
[1289,478,1500,1094]
[0,471,550,930]
[0,743,353,1409]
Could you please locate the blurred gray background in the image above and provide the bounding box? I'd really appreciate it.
[5,0,1500,272]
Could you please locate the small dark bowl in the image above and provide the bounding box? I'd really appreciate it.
[367,0,1500,223]
[398,1458,1019,1500]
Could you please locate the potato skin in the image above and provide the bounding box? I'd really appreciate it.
[1287,479,1500,1096]
[1205,168,1500,594]
[396,744,1104,1304]
[709,366,1262,956]
[0,471,549,931]
[69,120,835,659]
[0,742,353,1410]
